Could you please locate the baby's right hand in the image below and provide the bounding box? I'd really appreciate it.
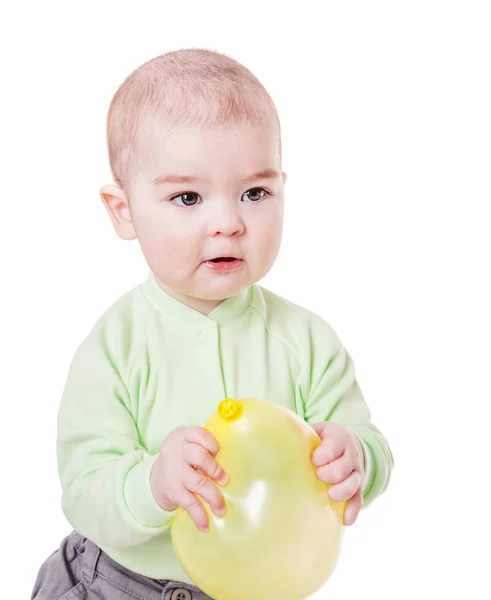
[150,426,229,532]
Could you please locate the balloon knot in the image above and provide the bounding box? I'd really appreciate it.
[218,398,241,420]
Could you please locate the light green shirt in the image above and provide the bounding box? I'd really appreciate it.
[58,272,393,581]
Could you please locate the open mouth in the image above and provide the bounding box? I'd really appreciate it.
[205,257,244,271]
[209,257,237,263]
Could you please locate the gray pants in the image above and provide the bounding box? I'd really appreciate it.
[31,530,213,600]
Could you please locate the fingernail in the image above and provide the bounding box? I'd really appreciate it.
[219,472,230,485]
[216,506,226,517]
[200,525,210,533]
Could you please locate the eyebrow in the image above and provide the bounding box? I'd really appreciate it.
[152,168,282,186]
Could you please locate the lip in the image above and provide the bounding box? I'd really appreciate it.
[204,258,244,272]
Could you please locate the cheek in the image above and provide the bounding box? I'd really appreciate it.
[133,208,201,265]
[250,204,284,254]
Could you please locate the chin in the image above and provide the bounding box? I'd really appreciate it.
[195,277,251,301]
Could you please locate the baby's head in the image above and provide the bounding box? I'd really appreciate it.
[101,49,286,313]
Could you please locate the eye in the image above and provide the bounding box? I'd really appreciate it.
[242,187,268,203]
[170,192,201,207]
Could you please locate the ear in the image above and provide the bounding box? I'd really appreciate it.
[282,171,288,184]
[100,184,137,241]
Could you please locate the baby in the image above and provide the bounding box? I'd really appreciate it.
[31,48,393,600]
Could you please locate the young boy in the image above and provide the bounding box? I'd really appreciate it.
[31,48,393,600]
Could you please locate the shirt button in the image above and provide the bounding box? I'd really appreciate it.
[170,589,192,600]
[199,329,213,342]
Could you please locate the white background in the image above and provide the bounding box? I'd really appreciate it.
[2,1,490,598]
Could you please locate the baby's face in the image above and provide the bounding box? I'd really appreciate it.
[124,117,285,312]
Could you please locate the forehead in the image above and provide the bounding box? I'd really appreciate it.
[134,116,281,177]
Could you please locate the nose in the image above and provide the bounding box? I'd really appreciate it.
[208,201,245,237]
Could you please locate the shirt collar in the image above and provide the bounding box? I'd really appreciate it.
[141,271,253,328]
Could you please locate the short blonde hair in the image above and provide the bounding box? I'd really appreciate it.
[106,48,281,189]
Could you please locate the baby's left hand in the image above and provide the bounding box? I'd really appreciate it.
[311,422,365,526]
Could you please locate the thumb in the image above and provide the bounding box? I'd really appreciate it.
[311,422,326,437]
[343,487,363,526]
[312,421,339,440]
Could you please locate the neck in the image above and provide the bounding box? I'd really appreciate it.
[153,279,225,315]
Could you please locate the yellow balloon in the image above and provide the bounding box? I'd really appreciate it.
[172,398,345,600]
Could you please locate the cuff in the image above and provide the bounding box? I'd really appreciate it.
[124,453,177,528]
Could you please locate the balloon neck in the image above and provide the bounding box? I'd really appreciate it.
[218,398,241,421]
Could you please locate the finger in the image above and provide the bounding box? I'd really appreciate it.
[184,427,220,456]
[311,436,346,467]
[184,466,227,518]
[176,488,210,532]
[343,488,363,526]
[316,452,355,484]
[185,443,229,485]
[328,470,362,502]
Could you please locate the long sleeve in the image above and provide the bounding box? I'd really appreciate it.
[299,316,394,506]
[57,313,176,549]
